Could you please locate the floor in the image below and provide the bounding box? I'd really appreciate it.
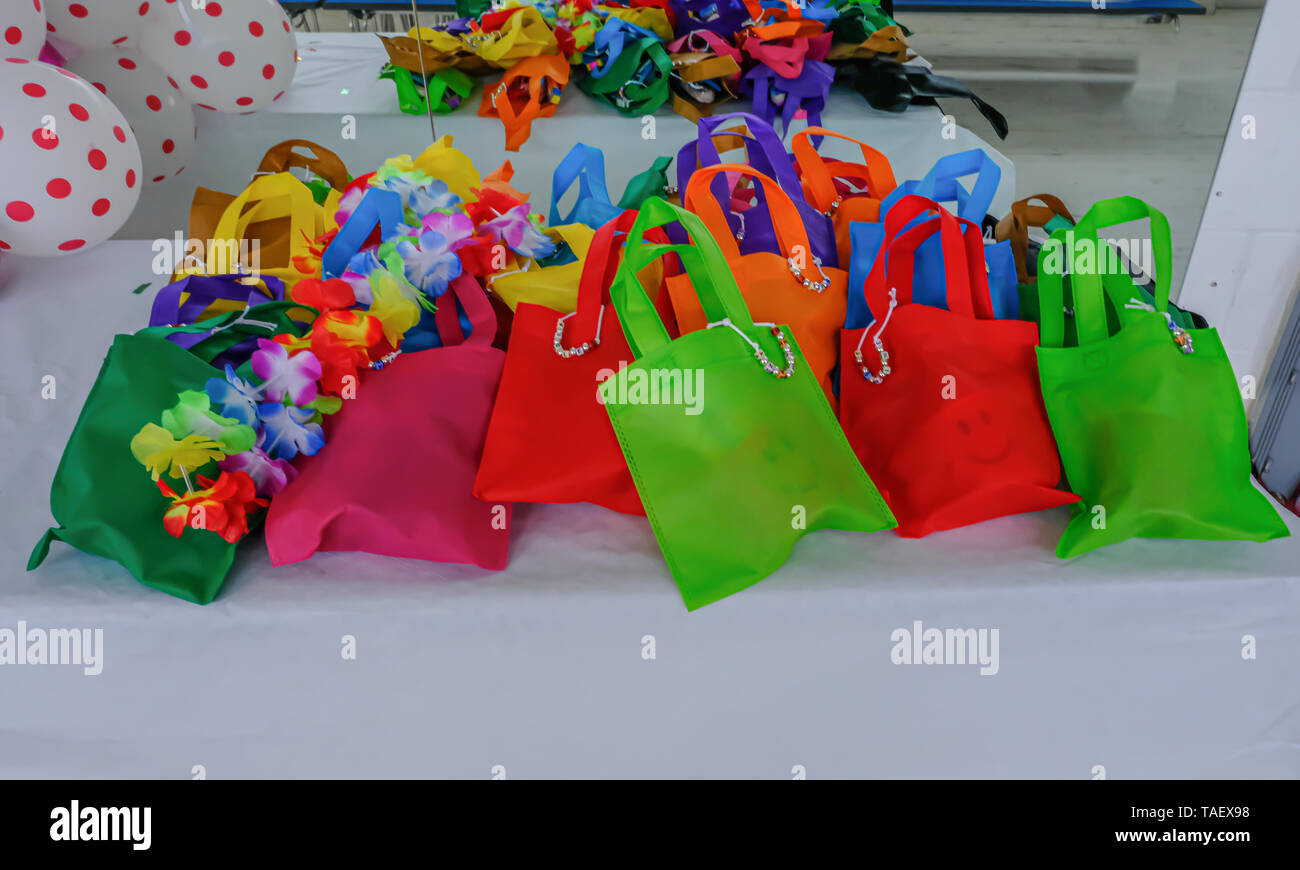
[297,6,1264,293]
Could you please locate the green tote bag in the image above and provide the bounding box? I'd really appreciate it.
[1034,196,1290,558]
[601,197,897,609]
[28,301,311,603]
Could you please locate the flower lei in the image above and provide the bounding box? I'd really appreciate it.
[133,142,559,543]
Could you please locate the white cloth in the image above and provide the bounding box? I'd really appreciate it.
[2,241,1298,778]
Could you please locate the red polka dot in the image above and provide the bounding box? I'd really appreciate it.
[126,169,136,188]
[174,30,190,46]
[118,57,136,70]
[146,95,161,111]
[5,58,30,64]
[249,21,263,37]
[46,22,54,32]
[35,1,41,12]
[93,81,106,93]
[22,83,46,98]
[57,68,77,78]
[4,27,21,46]
[47,178,71,198]
[88,149,107,170]
[69,103,88,121]
[6,201,34,221]
[0,124,4,141]
[282,20,290,32]
[112,36,128,45]
[166,76,178,89]
[236,96,253,106]
[33,129,58,149]
[197,103,215,110]
[92,198,111,216]
[113,125,126,142]
[69,4,88,18]
[152,175,165,183]
[262,64,275,80]
[190,75,208,89]
[206,2,222,16]
[162,138,174,153]
[59,239,85,251]
[219,51,235,66]
[0,240,9,250]
[138,1,149,14]
[273,91,284,101]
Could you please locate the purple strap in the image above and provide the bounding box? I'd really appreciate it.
[149,273,285,328]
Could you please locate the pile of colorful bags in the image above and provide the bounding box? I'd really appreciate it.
[30,115,1290,609]
[378,0,1007,150]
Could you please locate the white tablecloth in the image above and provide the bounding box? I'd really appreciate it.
[4,35,1298,780]
[115,32,1015,240]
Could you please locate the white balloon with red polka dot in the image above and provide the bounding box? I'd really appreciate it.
[43,0,142,50]
[67,47,194,184]
[137,0,296,114]
[0,58,143,257]
[2,0,48,60]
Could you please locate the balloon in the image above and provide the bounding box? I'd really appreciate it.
[0,58,143,257]
[138,0,297,113]
[67,47,195,184]
[43,0,144,50]
[3,0,47,60]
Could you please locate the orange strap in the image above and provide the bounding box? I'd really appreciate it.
[790,127,897,213]
[683,162,814,263]
[477,54,569,151]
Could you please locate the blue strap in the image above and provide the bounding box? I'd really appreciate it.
[913,149,1001,223]
[322,187,405,279]
[549,143,622,229]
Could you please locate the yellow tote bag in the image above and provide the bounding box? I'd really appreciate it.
[471,7,558,70]
[489,223,594,313]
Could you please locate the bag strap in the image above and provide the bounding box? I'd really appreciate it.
[208,173,321,274]
[790,126,897,217]
[549,143,617,226]
[434,274,497,348]
[684,162,818,271]
[995,194,1075,284]
[149,273,286,328]
[611,197,754,361]
[859,196,977,327]
[256,140,350,192]
[321,187,405,279]
[138,299,314,365]
[1058,196,1174,347]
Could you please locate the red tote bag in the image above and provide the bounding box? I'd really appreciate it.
[838,195,1079,537]
[474,211,666,515]
[669,163,848,409]
[266,274,511,569]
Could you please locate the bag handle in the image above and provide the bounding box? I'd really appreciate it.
[322,187,405,279]
[549,143,617,226]
[1057,196,1173,347]
[995,194,1076,284]
[434,274,497,348]
[138,299,314,365]
[880,208,995,322]
[790,126,897,217]
[683,163,823,289]
[208,174,321,274]
[560,210,651,351]
[483,54,567,151]
[256,140,350,192]
[860,195,974,326]
[610,198,755,361]
[678,111,802,202]
[149,273,286,328]
[879,149,1000,226]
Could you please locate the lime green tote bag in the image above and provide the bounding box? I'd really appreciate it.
[1034,196,1290,558]
[601,197,896,609]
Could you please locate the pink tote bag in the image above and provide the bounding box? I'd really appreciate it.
[265,274,511,570]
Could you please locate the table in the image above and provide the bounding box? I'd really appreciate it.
[4,34,1297,780]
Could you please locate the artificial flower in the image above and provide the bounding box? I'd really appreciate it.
[395,230,464,296]
[218,446,298,498]
[250,339,322,406]
[420,210,476,249]
[131,423,228,481]
[290,277,356,312]
[340,250,384,305]
[407,179,462,218]
[205,364,261,427]
[367,269,424,349]
[464,187,527,226]
[258,403,326,461]
[477,204,557,259]
[160,391,257,453]
[157,471,266,542]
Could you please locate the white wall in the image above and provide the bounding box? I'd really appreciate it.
[1180,0,1300,403]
